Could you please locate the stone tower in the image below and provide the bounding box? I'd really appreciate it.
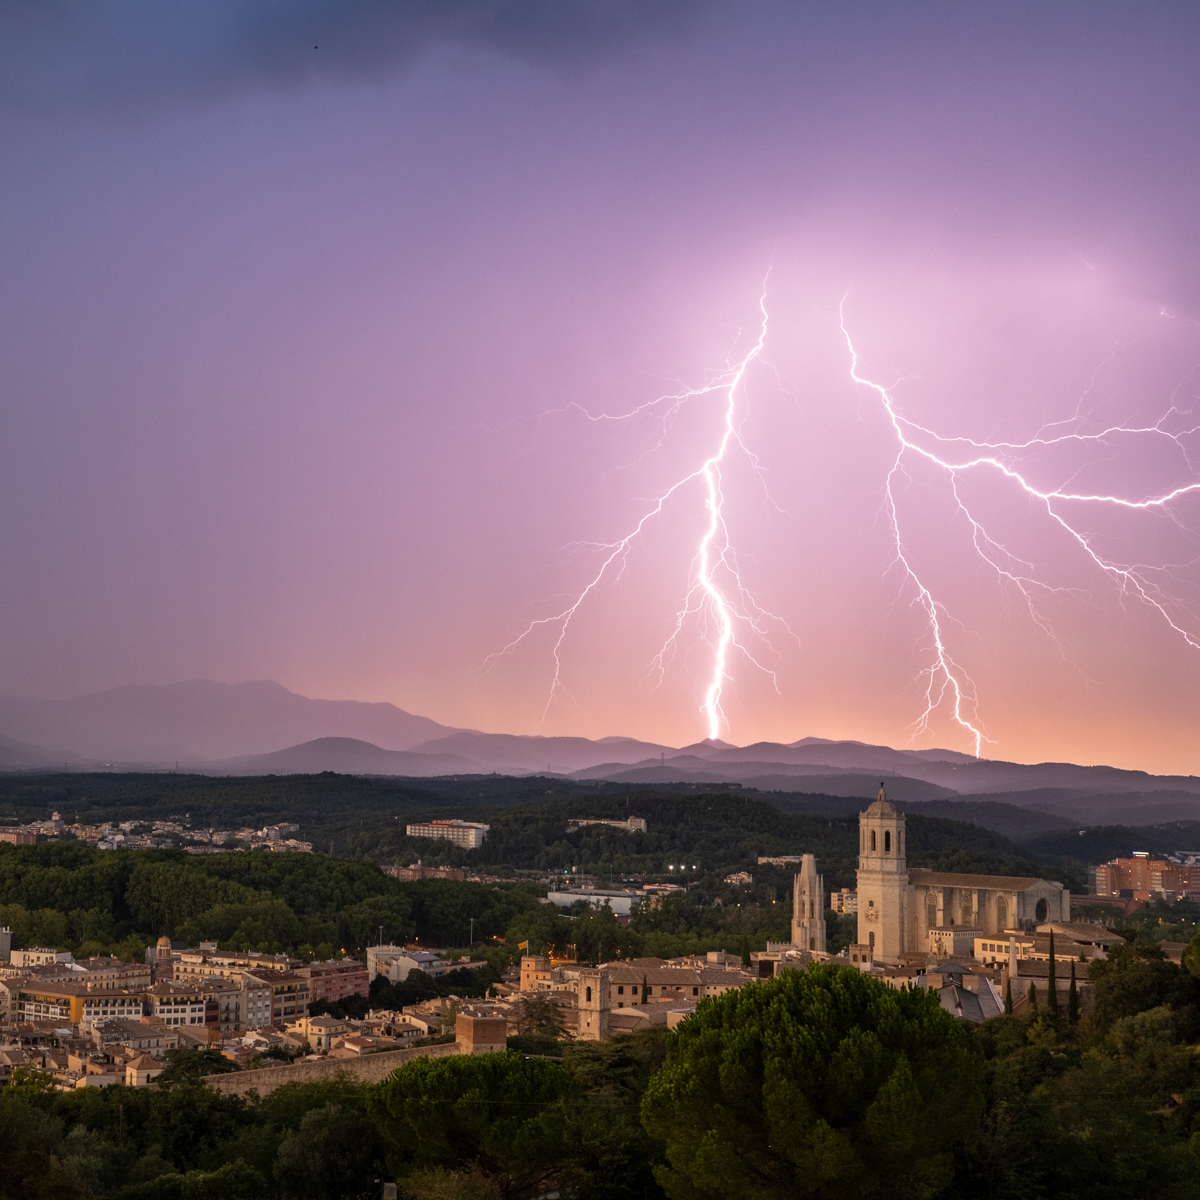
[577,968,609,1042]
[857,785,908,964]
[154,935,173,982]
[791,854,826,952]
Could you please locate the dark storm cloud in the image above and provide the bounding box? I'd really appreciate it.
[0,0,709,110]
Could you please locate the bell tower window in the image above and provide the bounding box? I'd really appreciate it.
[884,831,891,853]
[870,830,876,851]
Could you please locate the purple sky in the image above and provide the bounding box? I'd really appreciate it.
[3,2,1200,772]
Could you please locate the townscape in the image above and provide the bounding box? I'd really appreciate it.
[5,777,1200,1197]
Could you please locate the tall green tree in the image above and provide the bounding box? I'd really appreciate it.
[641,966,984,1200]
[367,1052,571,1199]
[1089,941,1199,1031]
[1046,930,1058,1017]
[272,1104,381,1200]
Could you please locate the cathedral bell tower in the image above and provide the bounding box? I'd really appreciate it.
[856,785,907,964]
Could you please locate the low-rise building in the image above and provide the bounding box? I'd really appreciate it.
[930,926,982,958]
[91,1018,178,1054]
[144,981,210,1029]
[286,1014,349,1052]
[384,864,466,882]
[41,957,152,991]
[7,980,140,1026]
[519,955,556,994]
[301,958,369,1004]
[973,922,1123,967]
[368,946,448,983]
[598,958,752,1008]
[125,1053,165,1087]
[174,948,300,981]
[10,948,73,968]
[405,819,490,849]
[242,969,309,1024]
[456,1009,508,1055]
[546,887,642,916]
[565,817,647,834]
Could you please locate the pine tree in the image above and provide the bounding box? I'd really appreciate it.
[1028,981,1038,1013]
[1068,959,1079,1025]
[1046,929,1058,1017]
[1004,978,1013,1015]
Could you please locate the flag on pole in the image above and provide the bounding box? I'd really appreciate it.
[518,940,529,950]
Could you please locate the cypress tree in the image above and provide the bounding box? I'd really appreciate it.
[1004,978,1013,1015]
[642,974,649,1005]
[1028,981,1038,1013]
[740,935,752,970]
[1046,929,1058,1016]
[1068,960,1079,1025]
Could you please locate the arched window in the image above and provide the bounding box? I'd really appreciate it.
[870,830,876,851]
[996,895,1008,929]
[961,894,973,925]
[926,894,937,929]
[868,931,875,949]
[884,831,891,853]
[585,986,592,1003]
[1035,898,1049,924]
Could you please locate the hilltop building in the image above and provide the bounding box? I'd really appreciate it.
[566,817,647,834]
[854,786,1070,965]
[405,819,490,848]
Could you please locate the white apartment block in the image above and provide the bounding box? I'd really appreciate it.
[405,819,489,848]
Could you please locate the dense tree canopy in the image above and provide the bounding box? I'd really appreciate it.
[367,1052,572,1199]
[641,967,985,1200]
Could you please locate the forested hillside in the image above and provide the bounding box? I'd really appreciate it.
[0,776,1084,965]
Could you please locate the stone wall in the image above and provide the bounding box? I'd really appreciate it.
[205,1042,460,1097]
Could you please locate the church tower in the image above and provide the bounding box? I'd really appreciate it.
[856,785,908,964]
[791,854,826,953]
[577,968,609,1042]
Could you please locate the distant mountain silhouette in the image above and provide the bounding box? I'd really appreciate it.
[216,737,473,776]
[0,731,75,770]
[1,681,1197,827]
[0,680,457,763]
[404,731,677,774]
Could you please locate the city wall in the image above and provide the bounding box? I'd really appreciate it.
[205,1042,460,1097]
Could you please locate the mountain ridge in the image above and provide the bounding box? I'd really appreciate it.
[1,682,1198,820]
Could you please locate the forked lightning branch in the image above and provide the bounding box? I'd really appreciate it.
[492,293,1200,752]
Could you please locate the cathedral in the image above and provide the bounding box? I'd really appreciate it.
[855,785,1070,963]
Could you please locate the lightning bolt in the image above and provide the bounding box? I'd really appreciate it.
[840,301,1200,757]
[489,288,793,739]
